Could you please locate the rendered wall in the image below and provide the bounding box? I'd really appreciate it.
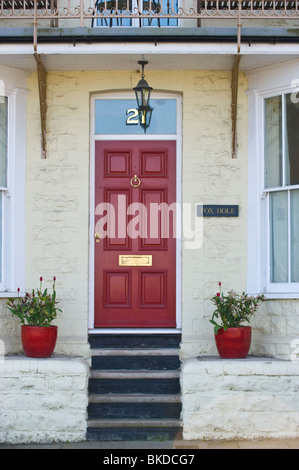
[0,67,297,360]
[26,69,250,359]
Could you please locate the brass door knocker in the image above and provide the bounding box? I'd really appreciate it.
[130,175,141,188]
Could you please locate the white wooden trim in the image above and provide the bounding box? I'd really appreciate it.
[0,71,28,294]
[89,91,182,331]
[248,62,299,297]
[88,328,182,334]
[6,88,27,293]
[6,43,299,57]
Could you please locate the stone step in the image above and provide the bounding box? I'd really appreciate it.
[87,419,182,428]
[91,348,181,370]
[89,369,181,395]
[86,419,183,442]
[91,348,180,356]
[89,393,181,403]
[90,370,180,379]
[92,355,180,371]
[89,334,181,350]
[87,334,182,441]
[88,401,182,420]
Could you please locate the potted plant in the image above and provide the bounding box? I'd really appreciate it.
[210,282,265,359]
[6,276,61,358]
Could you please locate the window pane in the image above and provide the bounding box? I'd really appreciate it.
[0,97,8,188]
[270,191,288,283]
[264,96,282,188]
[96,0,132,26]
[142,0,178,26]
[285,93,299,186]
[291,189,299,282]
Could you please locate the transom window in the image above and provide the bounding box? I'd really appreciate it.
[95,98,177,135]
[264,92,299,286]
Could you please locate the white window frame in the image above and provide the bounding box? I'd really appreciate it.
[247,62,299,299]
[0,67,28,296]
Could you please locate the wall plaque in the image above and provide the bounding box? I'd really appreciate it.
[197,205,239,217]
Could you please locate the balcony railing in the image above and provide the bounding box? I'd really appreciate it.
[1,0,299,50]
[1,0,299,22]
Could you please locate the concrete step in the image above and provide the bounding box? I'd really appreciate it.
[91,348,180,356]
[89,334,181,350]
[88,401,182,420]
[90,370,180,379]
[87,334,182,441]
[89,393,181,403]
[89,377,180,395]
[86,419,183,442]
[91,348,181,370]
[87,419,182,428]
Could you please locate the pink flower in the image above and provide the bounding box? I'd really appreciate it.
[17,287,20,292]
[216,292,220,297]
[219,282,221,286]
[53,276,56,281]
[40,277,43,282]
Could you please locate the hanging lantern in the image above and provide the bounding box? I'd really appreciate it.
[133,60,153,132]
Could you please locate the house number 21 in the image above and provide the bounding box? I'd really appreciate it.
[126,108,139,125]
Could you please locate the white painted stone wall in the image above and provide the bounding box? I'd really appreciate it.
[0,68,297,363]
[181,357,299,440]
[0,357,89,444]
[0,64,298,444]
[0,69,249,360]
[180,70,250,359]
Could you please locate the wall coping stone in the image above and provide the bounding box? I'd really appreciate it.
[2,355,90,375]
[182,355,299,376]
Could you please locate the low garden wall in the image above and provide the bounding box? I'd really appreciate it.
[2,354,299,443]
[181,356,299,440]
[0,356,89,444]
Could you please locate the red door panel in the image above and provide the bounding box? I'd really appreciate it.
[94,141,176,328]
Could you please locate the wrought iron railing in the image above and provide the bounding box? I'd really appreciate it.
[1,0,299,22]
[1,0,299,50]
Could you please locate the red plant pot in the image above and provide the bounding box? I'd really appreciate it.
[214,326,251,359]
[21,325,58,358]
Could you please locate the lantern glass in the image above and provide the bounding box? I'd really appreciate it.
[138,106,153,133]
[134,79,152,108]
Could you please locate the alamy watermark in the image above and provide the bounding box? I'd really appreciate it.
[95,198,204,250]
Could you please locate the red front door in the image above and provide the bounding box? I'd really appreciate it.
[94,140,177,328]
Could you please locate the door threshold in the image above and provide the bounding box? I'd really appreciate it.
[88,328,182,335]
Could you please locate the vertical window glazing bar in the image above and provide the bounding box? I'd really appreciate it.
[290,189,299,282]
[282,94,286,187]
[288,189,291,283]
[0,97,8,188]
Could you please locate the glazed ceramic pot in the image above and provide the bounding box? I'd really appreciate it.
[21,325,58,358]
[214,326,251,359]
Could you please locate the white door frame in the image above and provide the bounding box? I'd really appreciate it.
[88,91,182,333]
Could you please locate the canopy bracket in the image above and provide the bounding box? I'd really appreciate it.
[34,53,47,159]
[231,54,241,159]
